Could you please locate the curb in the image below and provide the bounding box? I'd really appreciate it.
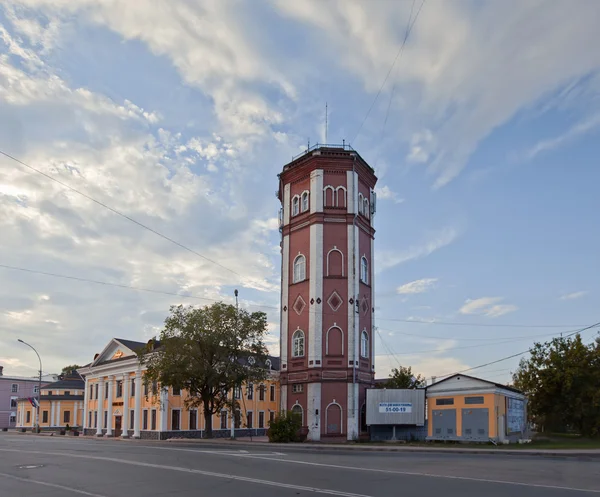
[5,432,598,459]
[158,438,600,459]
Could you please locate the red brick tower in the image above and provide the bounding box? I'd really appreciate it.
[278,145,377,441]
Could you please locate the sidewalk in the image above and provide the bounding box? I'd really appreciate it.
[158,436,600,458]
[7,432,599,458]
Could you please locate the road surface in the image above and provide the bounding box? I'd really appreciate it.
[0,435,598,496]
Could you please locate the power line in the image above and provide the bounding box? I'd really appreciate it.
[351,0,426,144]
[0,263,277,308]
[376,316,585,328]
[431,322,600,379]
[376,333,565,357]
[379,0,417,142]
[2,263,593,334]
[377,326,574,341]
[0,150,240,278]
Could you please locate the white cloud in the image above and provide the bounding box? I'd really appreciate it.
[396,278,438,295]
[525,113,600,160]
[559,291,588,301]
[275,0,600,187]
[377,226,460,270]
[459,297,518,318]
[375,185,404,204]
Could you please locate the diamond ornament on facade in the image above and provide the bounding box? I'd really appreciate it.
[327,291,343,312]
[293,295,306,315]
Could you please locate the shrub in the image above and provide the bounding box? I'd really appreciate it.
[267,411,302,443]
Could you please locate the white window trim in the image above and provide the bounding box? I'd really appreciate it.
[325,325,344,356]
[360,330,369,359]
[358,193,364,215]
[246,409,254,429]
[292,329,305,357]
[323,185,335,207]
[364,198,370,218]
[360,256,369,284]
[291,195,300,216]
[300,190,310,212]
[326,247,344,277]
[325,401,344,435]
[293,254,306,283]
[335,186,347,207]
[291,402,304,425]
[170,407,182,430]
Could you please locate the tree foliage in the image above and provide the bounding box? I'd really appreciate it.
[61,364,82,375]
[267,411,303,443]
[379,365,426,389]
[139,303,269,438]
[513,333,600,437]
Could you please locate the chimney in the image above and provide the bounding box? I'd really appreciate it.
[0,365,3,376]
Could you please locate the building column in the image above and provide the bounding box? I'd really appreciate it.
[50,400,55,427]
[96,377,104,436]
[106,376,114,436]
[56,401,61,427]
[122,373,129,438]
[83,378,89,430]
[159,387,169,433]
[133,369,142,438]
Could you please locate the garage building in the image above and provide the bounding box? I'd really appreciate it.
[426,374,527,443]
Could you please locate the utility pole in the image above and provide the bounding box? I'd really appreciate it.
[18,339,42,433]
[231,289,239,439]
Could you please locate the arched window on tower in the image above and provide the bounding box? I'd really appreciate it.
[364,198,370,219]
[323,186,335,207]
[335,186,347,207]
[326,326,343,356]
[358,193,364,215]
[301,191,309,212]
[293,254,306,283]
[292,329,305,357]
[291,403,304,424]
[361,330,369,359]
[326,248,344,277]
[360,256,368,284]
[292,195,300,216]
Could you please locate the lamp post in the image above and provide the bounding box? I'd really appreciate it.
[17,339,42,433]
[231,289,239,439]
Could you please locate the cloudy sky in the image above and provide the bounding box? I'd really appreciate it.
[1,0,599,383]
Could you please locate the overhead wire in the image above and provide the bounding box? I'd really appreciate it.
[351,0,426,145]
[0,149,241,278]
[0,263,590,335]
[430,322,600,380]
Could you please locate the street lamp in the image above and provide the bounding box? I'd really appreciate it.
[17,339,42,433]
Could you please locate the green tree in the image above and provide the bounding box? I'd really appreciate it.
[513,333,600,437]
[380,365,426,389]
[139,302,269,438]
[61,365,82,375]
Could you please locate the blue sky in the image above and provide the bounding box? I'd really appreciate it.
[1,0,599,383]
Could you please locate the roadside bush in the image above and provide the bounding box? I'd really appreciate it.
[267,411,302,443]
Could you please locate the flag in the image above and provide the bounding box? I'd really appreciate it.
[28,397,39,408]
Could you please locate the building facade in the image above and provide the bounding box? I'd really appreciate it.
[78,338,279,440]
[278,145,377,441]
[0,365,56,429]
[426,374,527,443]
[16,371,84,431]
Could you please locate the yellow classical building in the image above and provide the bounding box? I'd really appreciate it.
[78,338,280,439]
[16,371,85,431]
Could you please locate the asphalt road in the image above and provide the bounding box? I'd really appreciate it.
[0,435,599,496]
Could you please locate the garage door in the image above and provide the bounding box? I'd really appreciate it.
[432,409,456,439]
[462,408,489,441]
